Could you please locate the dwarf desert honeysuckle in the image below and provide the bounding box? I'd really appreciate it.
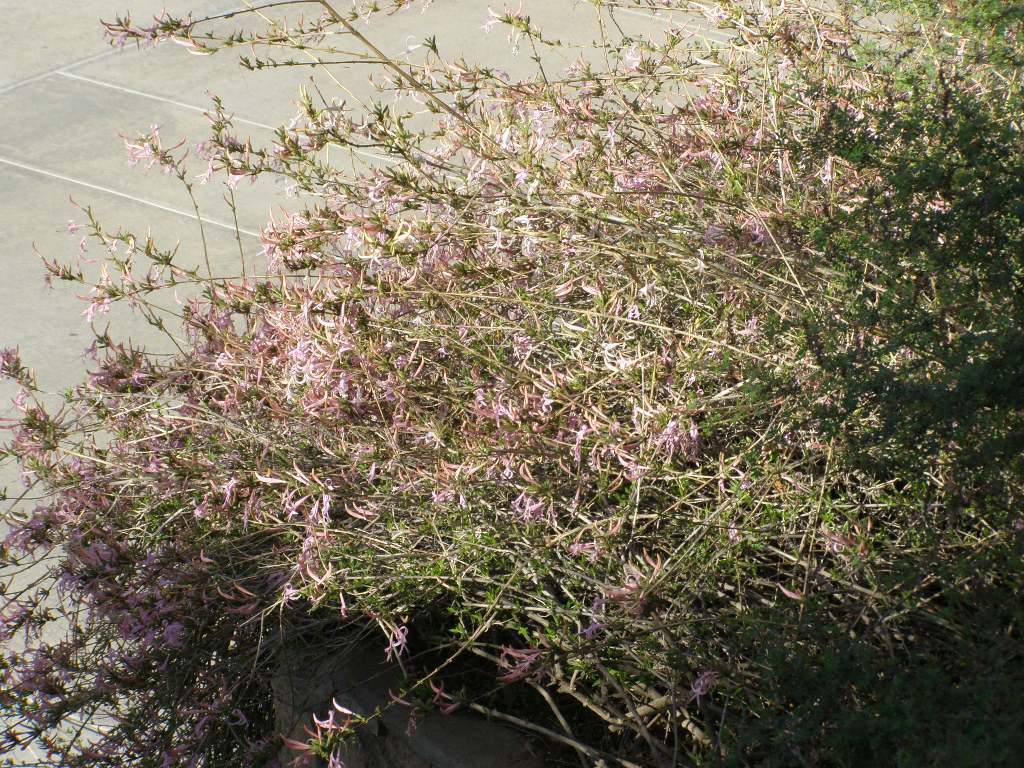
[0,2,894,766]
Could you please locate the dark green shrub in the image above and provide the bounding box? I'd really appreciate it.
[803,1,1024,503]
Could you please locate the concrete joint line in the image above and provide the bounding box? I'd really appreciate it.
[0,156,260,238]
[0,47,122,96]
[53,72,392,166]
[56,71,279,132]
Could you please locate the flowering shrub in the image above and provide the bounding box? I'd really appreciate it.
[3,2,1023,766]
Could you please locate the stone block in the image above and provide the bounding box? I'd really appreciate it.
[273,641,546,768]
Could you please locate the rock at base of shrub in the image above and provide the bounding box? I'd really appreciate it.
[272,642,546,768]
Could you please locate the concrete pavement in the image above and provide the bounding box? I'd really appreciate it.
[0,0,693,397]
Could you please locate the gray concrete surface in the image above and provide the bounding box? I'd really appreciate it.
[0,0,692,401]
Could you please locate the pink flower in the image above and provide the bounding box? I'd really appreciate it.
[820,525,856,554]
[430,681,460,714]
[385,624,409,662]
[405,708,425,738]
[0,347,20,379]
[779,584,803,601]
[312,699,354,732]
[482,8,502,34]
[82,297,112,323]
[163,622,186,649]
[579,620,608,640]
[571,425,590,465]
[568,541,601,561]
[0,601,30,642]
[623,44,642,71]
[511,333,534,362]
[512,492,549,524]
[496,646,543,683]
[688,670,717,705]
[654,418,701,461]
